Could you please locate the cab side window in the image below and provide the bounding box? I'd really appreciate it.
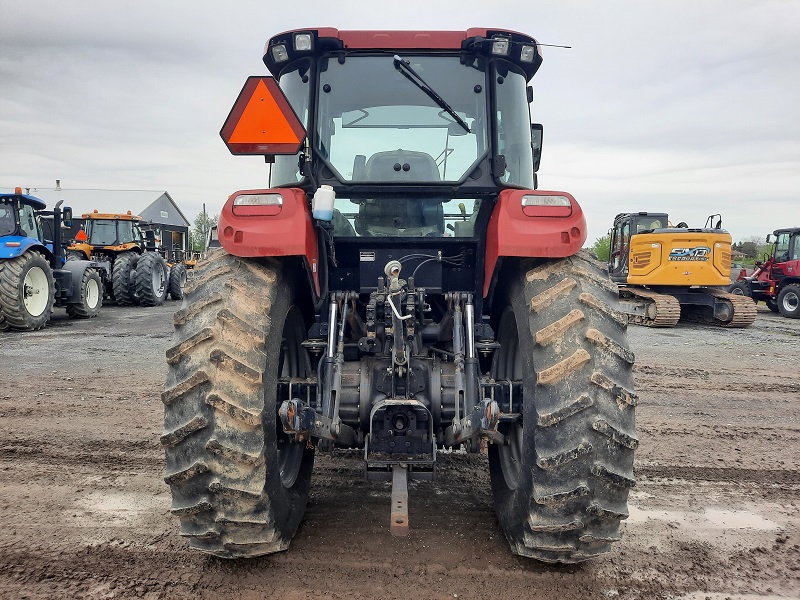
[19,204,39,239]
[775,233,790,262]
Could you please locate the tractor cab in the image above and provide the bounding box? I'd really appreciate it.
[767,229,800,271]
[82,212,145,247]
[68,211,146,262]
[0,191,48,249]
[219,28,561,306]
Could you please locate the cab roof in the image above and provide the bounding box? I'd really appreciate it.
[264,27,544,80]
[0,192,47,211]
[81,211,142,221]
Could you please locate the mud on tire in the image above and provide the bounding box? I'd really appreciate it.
[488,250,637,563]
[0,251,55,331]
[135,252,168,307]
[162,251,314,558]
[112,252,139,305]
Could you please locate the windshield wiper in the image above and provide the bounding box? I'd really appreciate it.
[393,55,471,134]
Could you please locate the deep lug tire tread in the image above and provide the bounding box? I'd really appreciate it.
[111,252,139,305]
[162,251,313,558]
[489,250,636,563]
[0,251,55,331]
[135,252,169,307]
[168,263,188,300]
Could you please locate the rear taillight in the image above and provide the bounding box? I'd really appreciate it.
[521,194,572,218]
[232,193,283,216]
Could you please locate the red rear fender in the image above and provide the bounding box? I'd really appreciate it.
[218,188,319,294]
[484,189,587,297]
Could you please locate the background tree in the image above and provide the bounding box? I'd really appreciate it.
[591,234,611,262]
[191,209,218,252]
[733,234,771,261]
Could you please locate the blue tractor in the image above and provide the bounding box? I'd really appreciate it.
[0,188,102,331]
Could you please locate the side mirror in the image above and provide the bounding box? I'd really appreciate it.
[62,206,73,228]
[766,233,774,243]
[531,123,543,172]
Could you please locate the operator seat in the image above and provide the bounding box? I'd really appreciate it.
[355,149,445,236]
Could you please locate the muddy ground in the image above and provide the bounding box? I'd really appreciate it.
[0,299,799,600]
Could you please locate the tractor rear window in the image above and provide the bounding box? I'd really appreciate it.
[315,56,488,185]
[330,197,482,238]
[0,203,16,237]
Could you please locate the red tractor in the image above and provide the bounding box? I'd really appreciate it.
[729,227,800,318]
[162,28,636,564]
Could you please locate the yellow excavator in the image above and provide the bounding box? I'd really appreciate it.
[608,212,756,327]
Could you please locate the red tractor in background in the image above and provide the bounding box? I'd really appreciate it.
[729,227,800,318]
[162,28,636,564]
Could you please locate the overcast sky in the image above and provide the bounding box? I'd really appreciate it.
[2,0,798,243]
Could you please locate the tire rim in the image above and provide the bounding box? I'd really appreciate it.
[276,307,310,489]
[783,291,799,313]
[86,276,100,309]
[731,287,744,295]
[23,266,49,317]
[493,308,524,491]
[152,262,166,296]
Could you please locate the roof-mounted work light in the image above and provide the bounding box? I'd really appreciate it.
[491,36,510,56]
[271,44,289,63]
[293,32,313,52]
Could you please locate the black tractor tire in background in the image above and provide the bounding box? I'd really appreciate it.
[727,281,753,300]
[777,284,800,318]
[66,268,103,319]
[765,297,779,313]
[66,250,85,262]
[168,263,188,300]
[135,252,168,307]
[488,250,637,563]
[0,251,56,331]
[112,252,139,305]
[162,251,314,558]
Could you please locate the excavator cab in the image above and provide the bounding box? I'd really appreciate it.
[608,212,668,280]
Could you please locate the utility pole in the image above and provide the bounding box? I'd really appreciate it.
[202,203,207,252]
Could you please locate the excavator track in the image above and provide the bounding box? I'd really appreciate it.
[682,287,757,328]
[619,288,682,327]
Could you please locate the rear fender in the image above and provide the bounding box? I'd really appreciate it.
[484,190,586,297]
[218,188,319,295]
[0,237,55,264]
[54,260,95,303]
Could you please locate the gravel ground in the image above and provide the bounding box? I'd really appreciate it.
[0,300,798,600]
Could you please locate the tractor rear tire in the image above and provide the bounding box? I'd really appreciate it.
[777,284,800,318]
[112,252,139,305]
[135,252,168,307]
[0,251,56,331]
[168,263,188,300]
[162,251,314,558]
[66,268,103,319]
[488,251,636,563]
[66,250,85,262]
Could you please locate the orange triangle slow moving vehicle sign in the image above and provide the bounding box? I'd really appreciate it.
[220,77,306,155]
